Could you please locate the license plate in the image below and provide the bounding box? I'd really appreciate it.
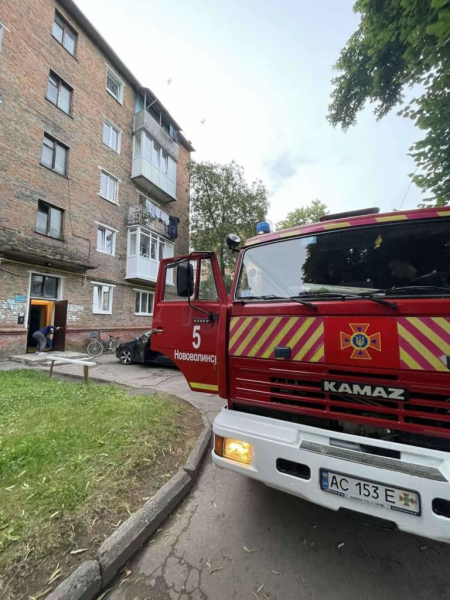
[320,469,421,516]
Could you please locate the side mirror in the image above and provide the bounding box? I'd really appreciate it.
[226,233,241,252]
[177,261,194,297]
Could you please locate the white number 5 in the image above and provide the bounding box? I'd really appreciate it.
[192,325,201,349]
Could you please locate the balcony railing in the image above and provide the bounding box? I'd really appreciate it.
[127,205,169,237]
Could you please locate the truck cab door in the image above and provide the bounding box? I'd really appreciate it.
[152,253,227,394]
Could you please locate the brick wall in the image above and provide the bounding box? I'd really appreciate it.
[0,0,191,357]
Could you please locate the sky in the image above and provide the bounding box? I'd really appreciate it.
[76,0,424,225]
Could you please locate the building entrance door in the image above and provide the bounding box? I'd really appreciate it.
[27,299,54,351]
[53,300,68,351]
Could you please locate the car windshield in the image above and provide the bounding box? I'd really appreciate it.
[236,219,450,299]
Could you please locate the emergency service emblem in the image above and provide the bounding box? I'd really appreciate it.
[340,323,381,360]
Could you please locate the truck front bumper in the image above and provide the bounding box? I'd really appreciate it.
[212,407,450,543]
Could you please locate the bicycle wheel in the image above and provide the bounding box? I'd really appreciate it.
[87,340,104,357]
[110,338,120,352]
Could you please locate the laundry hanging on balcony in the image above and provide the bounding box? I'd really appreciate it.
[145,199,170,225]
[168,216,179,240]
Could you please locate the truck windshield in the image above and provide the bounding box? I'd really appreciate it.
[236,219,450,299]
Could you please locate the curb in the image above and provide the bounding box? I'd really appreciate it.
[46,425,211,600]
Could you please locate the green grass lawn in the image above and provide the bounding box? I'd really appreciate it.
[0,369,200,598]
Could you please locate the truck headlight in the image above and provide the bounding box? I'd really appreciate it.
[215,435,253,465]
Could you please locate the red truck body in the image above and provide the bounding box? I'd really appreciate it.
[152,205,450,542]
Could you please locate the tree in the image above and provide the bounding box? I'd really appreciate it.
[276,200,328,230]
[328,0,450,205]
[189,161,269,285]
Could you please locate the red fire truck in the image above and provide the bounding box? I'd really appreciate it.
[152,205,450,543]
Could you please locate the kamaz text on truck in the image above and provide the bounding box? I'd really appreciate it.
[151,205,450,543]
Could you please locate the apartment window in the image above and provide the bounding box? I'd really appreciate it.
[97,225,116,255]
[41,134,68,176]
[138,230,173,262]
[129,228,137,256]
[99,170,118,204]
[103,119,121,153]
[135,290,154,316]
[140,231,151,259]
[47,72,72,114]
[152,141,161,168]
[160,150,168,175]
[133,133,142,158]
[30,274,60,299]
[168,156,176,182]
[106,68,124,103]
[137,133,177,182]
[52,11,77,56]
[93,283,113,314]
[36,200,63,238]
[142,132,151,162]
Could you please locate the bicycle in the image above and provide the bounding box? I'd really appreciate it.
[87,330,120,357]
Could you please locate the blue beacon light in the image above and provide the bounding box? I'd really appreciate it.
[256,221,271,235]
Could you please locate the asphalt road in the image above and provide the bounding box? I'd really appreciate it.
[105,454,450,600]
[20,356,450,600]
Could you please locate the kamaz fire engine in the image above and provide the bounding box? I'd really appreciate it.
[152,205,450,543]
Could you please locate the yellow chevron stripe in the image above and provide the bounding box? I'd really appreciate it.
[310,344,325,362]
[398,324,447,371]
[376,215,408,222]
[437,211,450,217]
[247,317,282,357]
[262,317,298,358]
[322,222,351,229]
[229,316,244,338]
[279,230,305,238]
[190,382,219,392]
[433,317,450,335]
[229,317,253,348]
[234,317,266,356]
[406,317,450,355]
[282,317,315,350]
[399,347,423,370]
[294,322,324,361]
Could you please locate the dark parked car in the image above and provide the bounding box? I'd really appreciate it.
[115,330,175,366]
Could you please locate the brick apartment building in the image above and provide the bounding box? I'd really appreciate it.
[0,0,193,358]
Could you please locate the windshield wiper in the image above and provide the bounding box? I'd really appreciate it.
[385,285,450,296]
[241,294,317,310]
[296,291,397,310]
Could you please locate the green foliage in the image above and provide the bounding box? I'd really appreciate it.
[189,161,269,281]
[276,199,328,230]
[328,0,450,205]
[0,370,184,577]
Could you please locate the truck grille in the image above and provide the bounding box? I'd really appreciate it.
[230,364,450,439]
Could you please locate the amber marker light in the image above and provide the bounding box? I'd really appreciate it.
[215,436,253,465]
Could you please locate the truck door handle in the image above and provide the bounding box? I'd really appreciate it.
[151,328,164,334]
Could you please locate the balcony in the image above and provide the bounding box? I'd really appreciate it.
[134,109,179,161]
[127,204,169,238]
[126,225,174,285]
[132,110,178,204]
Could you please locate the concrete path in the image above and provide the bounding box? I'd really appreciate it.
[35,354,222,425]
[3,356,450,599]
